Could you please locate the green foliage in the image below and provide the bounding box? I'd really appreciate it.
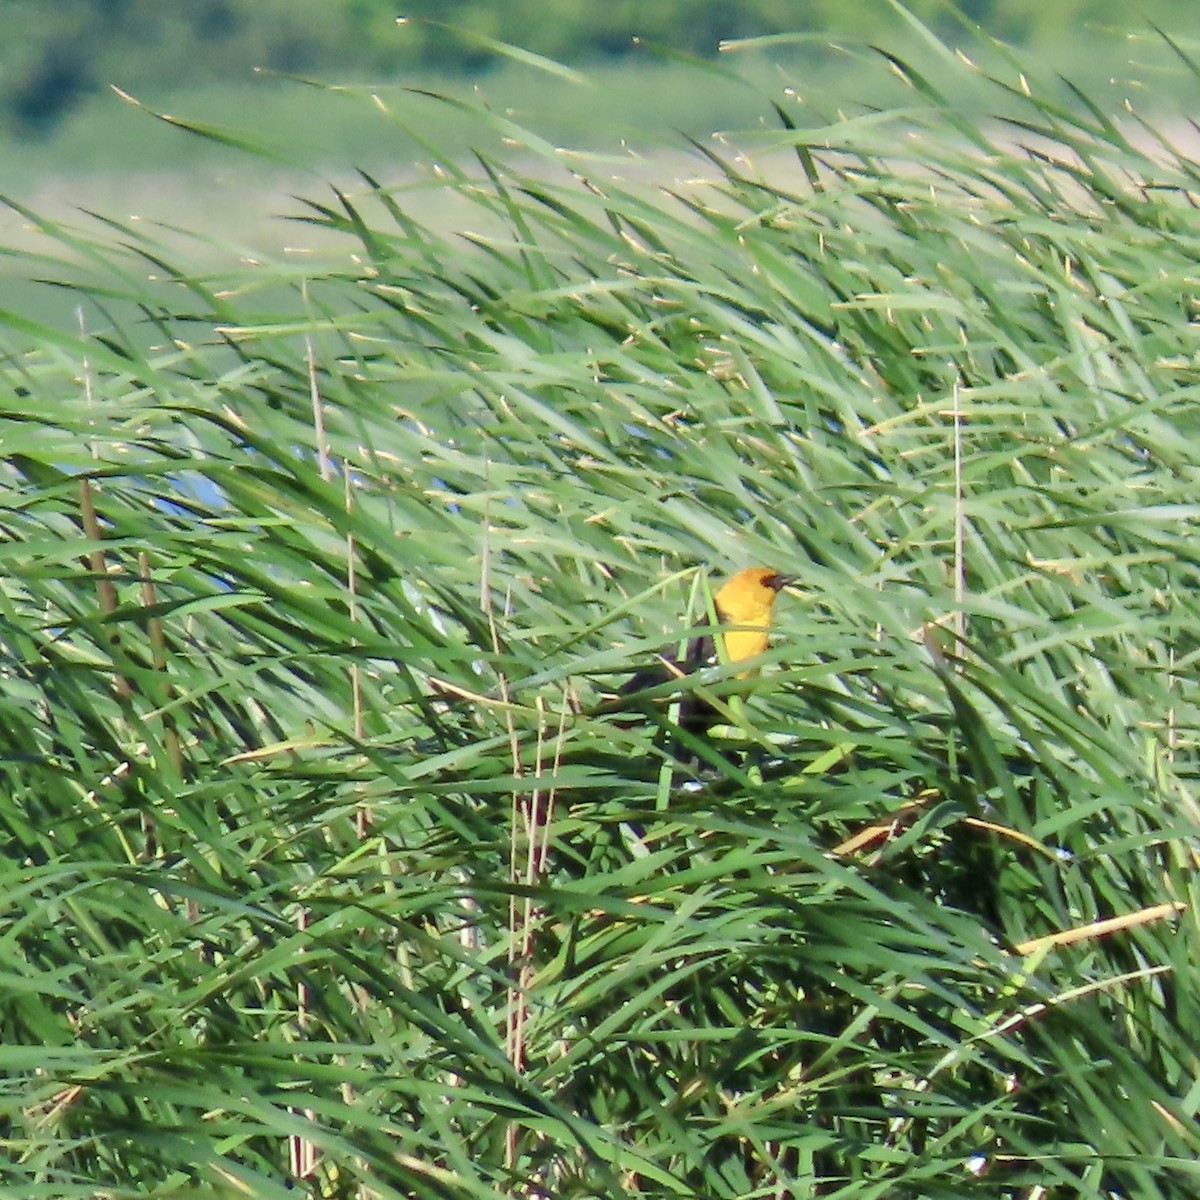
[2,18,1200,1199]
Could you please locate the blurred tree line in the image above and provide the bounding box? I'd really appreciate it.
[1,0,1183,136]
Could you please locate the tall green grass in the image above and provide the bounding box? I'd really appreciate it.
[2,16,1200,1199]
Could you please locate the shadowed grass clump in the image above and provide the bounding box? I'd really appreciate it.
[1,18,1200,1200]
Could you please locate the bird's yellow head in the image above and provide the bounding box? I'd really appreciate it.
[711,567,796,666]
[714,567,797,626]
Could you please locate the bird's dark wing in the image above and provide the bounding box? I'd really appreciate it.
[596,633,720,738]
[613,633,715,699]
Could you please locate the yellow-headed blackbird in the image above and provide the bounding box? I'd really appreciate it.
[605,566,797,739]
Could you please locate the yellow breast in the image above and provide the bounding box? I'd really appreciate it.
[720,627,770,665]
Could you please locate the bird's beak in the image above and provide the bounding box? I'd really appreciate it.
[770,573,800,592]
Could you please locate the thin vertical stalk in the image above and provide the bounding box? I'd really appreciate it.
[949,376,966,653]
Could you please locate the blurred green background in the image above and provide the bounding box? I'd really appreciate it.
[6,0,1200,203]
[6,0,1200,336]
[7,0,1200,330]
[4,0,1198,142]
